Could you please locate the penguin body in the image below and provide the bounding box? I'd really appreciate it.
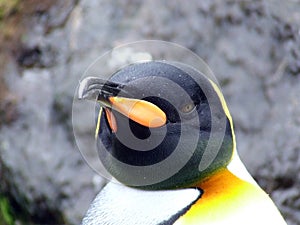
[82,153,286,225]
[78,61,287,225]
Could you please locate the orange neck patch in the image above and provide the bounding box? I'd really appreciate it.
[174,169,262,225]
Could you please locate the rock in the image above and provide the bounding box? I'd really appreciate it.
[0,64,101,224]
[0,0,300,224]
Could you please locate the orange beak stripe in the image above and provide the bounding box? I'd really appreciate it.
[108,96,166,128]
[105,108,118,133]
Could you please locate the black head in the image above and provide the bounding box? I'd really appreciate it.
[79,61,235,190]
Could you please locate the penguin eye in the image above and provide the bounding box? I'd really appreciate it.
[180,102,196,113]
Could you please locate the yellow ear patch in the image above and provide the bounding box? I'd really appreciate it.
[209,80,236,153]
[109,96,166,128]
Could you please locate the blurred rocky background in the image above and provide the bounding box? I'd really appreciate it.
[0,0,299,224]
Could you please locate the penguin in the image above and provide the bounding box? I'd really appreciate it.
[78,61,287,225]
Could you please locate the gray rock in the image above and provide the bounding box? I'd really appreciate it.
[1,0,300,224]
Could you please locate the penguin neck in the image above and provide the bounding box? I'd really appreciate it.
[196,149,259,197]
[196,168,249,199]
[174,152,263,224]
[175,168,264,225]
[195,149,258,193]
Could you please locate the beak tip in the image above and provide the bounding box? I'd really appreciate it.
[78,78,88,99]
[78,91,87,100]
[78,77,99,100]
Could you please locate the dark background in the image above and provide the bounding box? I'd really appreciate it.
[0,0,299,224]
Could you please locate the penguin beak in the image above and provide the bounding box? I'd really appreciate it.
[78,77,167,129]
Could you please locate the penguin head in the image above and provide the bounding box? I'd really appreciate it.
[78,61,235,190]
